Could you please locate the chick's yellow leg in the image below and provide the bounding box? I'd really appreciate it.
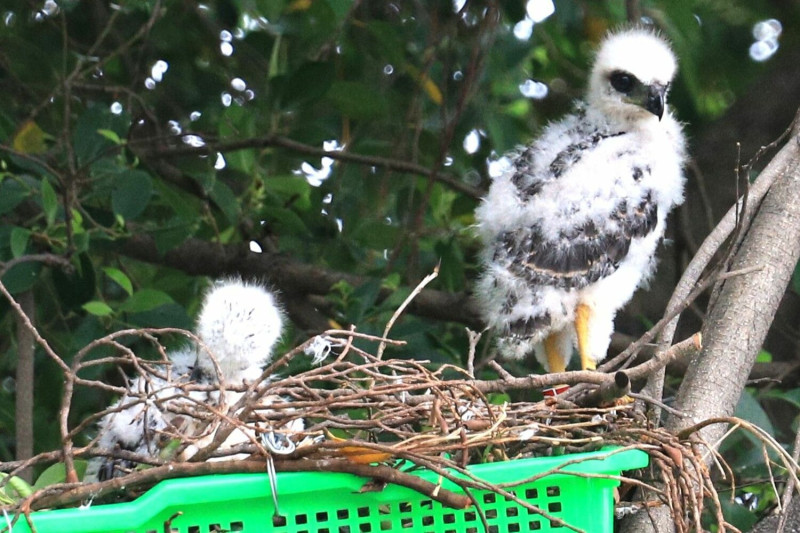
[544,333,567,373]
[575,302,596,371]
[543,332,570,396]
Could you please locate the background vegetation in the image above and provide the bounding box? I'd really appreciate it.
[1,1,800,529]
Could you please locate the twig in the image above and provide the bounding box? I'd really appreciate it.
[649,117,800,416]
[19,459,471,512]
[0,279,69,373]
[377,266,439,360]
[0,296,744,533]
[627,392,688,418]
[465,328,483,377]
[135,135,482,198]
[678,417,800,492]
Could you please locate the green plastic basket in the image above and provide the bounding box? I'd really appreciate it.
[10,448,647,533]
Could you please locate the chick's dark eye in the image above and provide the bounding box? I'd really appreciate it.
[610,71,635,94]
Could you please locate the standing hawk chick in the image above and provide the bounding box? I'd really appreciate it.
[475,28,686,377]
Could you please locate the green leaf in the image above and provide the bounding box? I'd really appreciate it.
[12,120,49,154]
[381,273,401,290]
[112,169,153,221]
[0,178,29,215]
[72,104,129,164]
[218,105,257,142]
[97,128,123,145]
[762,388,800,410]
[348,278,382,324]
[150,219,197,255]
[10,227,30,257]
[33,461,87,489]
[41,177,58,226]
[257,0,289,23]
[82,300,113,316]
[118,288,175,313]
[327,81,388,119]
[263,175,312,210]
[103,267,134,296]
[365,21,406,66]
[0,473,33,503]
[735,389,775,438]
[209,180,240,224]
[279,61,335,109]
[718,497,758,532]
[71,207,86,235]
[153,180,201,220]
[324,0,351,24]
[268,33,285,79]
[264,206,310,235]
[488,392,511,405]
[127,302,192,330]
[2,260,41,294]
[434,238,465,291]
[351,222,398,250]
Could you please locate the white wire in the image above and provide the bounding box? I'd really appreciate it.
[3,508,14,532]
[265,454,281,517]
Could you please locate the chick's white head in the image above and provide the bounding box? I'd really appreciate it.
[587,28,677,124]
[194,278,284,383]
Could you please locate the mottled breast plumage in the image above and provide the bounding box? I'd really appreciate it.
[488,120,660,292]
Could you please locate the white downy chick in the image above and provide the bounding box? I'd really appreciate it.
[85,279,287,481]
[193,278,285,385]
[183,278,292,462]
[84,347,196,482]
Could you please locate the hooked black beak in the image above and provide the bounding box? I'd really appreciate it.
[644,84,666,120]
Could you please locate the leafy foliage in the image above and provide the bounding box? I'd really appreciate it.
[0,1,799,528]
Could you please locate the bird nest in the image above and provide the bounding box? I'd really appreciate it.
[3,327,790,533]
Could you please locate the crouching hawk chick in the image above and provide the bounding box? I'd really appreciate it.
[85,279,293,481]
[475,28,686,375]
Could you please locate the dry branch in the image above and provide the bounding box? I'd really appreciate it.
[622,107,800,533]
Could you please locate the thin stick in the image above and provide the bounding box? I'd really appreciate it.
[376,266,439,360]
[465,328,482,377]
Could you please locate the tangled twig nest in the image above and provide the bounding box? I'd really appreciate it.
[2,325,795,533]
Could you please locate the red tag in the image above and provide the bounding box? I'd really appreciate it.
[542,385,570,397]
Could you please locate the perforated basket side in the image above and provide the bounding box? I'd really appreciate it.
[274,475,621,533]
[13,448,648,533]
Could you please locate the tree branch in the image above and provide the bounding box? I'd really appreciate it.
[643,117,800,414]
[14,291,35,483]
[118,235,483,330]
[623,110,800,533]
[133,134,483,199]
[667,124,800,436]
[19,459,472,513]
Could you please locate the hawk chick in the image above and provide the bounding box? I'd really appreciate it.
[194,278,285,384]
[85,279,287,481]
[475,28,686,376]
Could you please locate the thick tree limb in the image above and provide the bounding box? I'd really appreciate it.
[118,235,483,329]
[623,112,800,533]
[641,115,800,415]
[14,291,35,483]
[134,134,483,199]
[667,126,800,434]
